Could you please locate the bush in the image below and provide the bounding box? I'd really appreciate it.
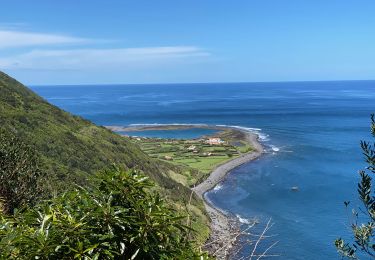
[0,167,209,259]
[0,129,44,214]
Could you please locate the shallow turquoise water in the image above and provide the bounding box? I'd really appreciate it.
[118,128,217,139]
[32,81,375,259]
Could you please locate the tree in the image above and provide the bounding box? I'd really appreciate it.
[335,114,375,258]
[0,129,44,214]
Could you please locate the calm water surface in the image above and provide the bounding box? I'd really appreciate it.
[119,128,217,139]
[32,81,375,259]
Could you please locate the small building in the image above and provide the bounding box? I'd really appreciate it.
[206,138,224,145]
[187,145,196,151]
[164,155,173,161]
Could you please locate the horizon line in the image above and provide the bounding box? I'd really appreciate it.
[29,78,375,87]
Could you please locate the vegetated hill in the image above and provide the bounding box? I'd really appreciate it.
[0,71,158,185]
[0,71,209,240]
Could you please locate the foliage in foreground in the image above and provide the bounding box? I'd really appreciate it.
[335,114,375,258]
[0,167,209,259]
[0,129,44,215]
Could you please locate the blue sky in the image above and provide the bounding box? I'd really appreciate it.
[1,0,375,85]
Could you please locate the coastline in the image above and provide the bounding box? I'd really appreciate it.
[107,124,264,259]
[192,129,264,259]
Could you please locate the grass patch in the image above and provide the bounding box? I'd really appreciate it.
[128,130,253,187]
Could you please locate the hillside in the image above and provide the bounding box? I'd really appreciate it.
[0,71,209,240]
[0,71,162,185]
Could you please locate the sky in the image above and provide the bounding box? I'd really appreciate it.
[1,0,375,85]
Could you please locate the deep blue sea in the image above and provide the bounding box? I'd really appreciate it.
[31,81,375,259]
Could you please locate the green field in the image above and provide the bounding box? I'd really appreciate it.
[129,129,253,187]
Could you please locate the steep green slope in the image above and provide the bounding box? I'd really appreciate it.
[0,72,177,188]
[0,71,209,241]
[1,72,161,185]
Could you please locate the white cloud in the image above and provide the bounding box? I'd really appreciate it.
[0,47,210,70]
[0,30,88,49]
[0,28,211,74]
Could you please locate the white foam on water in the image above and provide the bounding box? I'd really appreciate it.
[212,184,223,192]
[215,124,270,142]
[215,124,262,132]
[236,214,255,225]
[257,133,270,142]
[270,145,280,152]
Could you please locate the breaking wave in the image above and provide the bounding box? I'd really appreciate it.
[270,145,280,152]
[212,184,223,192]
[235,214,258,225]
[215,124,270,142]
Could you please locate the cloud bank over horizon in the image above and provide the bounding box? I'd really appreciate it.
[0,27,211,84]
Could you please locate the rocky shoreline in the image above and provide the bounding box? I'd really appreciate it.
[193,129,264,259]
[107,124,264,259]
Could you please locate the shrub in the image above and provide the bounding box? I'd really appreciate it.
[0,129,44,214]
[335,114,375,258]
[0,167,209,259]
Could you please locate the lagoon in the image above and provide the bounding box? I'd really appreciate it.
[118,127,218,139]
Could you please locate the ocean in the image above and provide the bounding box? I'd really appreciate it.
[31,81,375,259]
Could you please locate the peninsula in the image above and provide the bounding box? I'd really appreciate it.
[106,124,264,259]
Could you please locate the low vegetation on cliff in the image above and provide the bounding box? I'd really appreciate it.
[0,71,210,258]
